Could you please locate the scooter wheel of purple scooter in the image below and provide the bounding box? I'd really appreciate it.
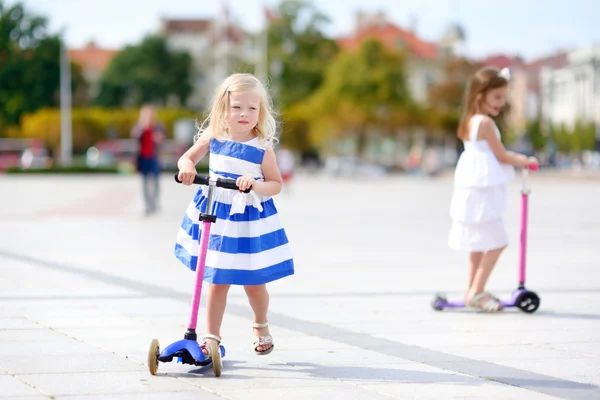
[147,339,160,375]
[516,291,540,314]
[431,294,447,311]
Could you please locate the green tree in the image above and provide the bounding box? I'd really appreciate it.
[0,1,85,129]
[266,0,339,109]
[569,120,596,152]
[427,57,484,135]
[525,118,546,151]
[292,39,413,154]
[95,36,193,107]
[551,121,596,153]
[553,123,570,152]
[582,121,596,151]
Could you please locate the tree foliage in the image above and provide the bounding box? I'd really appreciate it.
[267,0,339,108]
[290,39,414,153]
[95,36,193,107]
[0,1,85,129]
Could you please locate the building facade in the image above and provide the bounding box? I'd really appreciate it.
[159,17,257,109]
[540,46,600,129]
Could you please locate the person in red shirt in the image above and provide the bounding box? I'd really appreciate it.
[131,105,165,215]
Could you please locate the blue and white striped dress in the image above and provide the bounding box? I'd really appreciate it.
[174,137,294,285]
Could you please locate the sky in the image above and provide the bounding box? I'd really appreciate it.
[8,0,600,61]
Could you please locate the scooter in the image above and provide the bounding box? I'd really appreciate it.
[147,174,250,376]
[432,164,540,313]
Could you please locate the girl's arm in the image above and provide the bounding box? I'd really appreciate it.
[479,117,536,168]
[131,123,142,139]
[237,148,282,195]
[177,138,210,185]
[153,123,166,143]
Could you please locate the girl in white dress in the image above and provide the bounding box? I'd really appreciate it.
[448,66,537,312]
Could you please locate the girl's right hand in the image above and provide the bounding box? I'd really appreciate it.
[526,156,538,168]
[178,168,197,186]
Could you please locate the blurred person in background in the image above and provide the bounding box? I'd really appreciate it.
[277,144,295,193]
[131,105,165,215]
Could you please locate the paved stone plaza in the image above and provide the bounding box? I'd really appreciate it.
[0,172,599,399]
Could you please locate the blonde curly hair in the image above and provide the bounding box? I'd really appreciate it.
[195,73,278,147]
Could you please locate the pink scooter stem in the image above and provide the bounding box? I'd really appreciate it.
[188,220,212,330]
[518,163,537,287]
[518,186,529,287]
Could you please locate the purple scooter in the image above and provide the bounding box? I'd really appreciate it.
[432,164,540,313]
[147,174,250,377]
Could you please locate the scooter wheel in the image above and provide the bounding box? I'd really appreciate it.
[207,340,222,377]
[516,291,540,313]
[432,294,447,311]
[147,339,160,375]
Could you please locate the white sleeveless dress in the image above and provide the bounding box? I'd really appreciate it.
[448,115,515,252]
[174,137,294,285]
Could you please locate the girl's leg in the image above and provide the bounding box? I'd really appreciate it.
[466,252,484,302]
[467,246,506,306]
[151,171,160,212]
[203,283,230,355]
[142,173,152,214]
[244,284,272,352]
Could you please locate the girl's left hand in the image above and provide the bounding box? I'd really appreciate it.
[236,175,255,192]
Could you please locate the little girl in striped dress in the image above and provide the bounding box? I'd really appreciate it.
[175,73,294,356]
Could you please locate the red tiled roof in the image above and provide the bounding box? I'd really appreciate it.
[481,54,525,69]
[161,19,212,34]
[68,42,118,70]
[161,18,245,44]
[526,52,568,73]
[337,23,439,60]
[525,52,568,91]
[264,6,280,23]
[221,26,245,44]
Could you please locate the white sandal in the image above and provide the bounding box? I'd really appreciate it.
[253,321,274,355]
[468,293,502,312]
[200,333,222,358]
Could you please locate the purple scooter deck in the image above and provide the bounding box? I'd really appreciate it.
[434,289,525,309]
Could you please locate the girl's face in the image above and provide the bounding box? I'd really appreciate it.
[480,86,508,117]
[140,107,156,127]
[226,90,261,136]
